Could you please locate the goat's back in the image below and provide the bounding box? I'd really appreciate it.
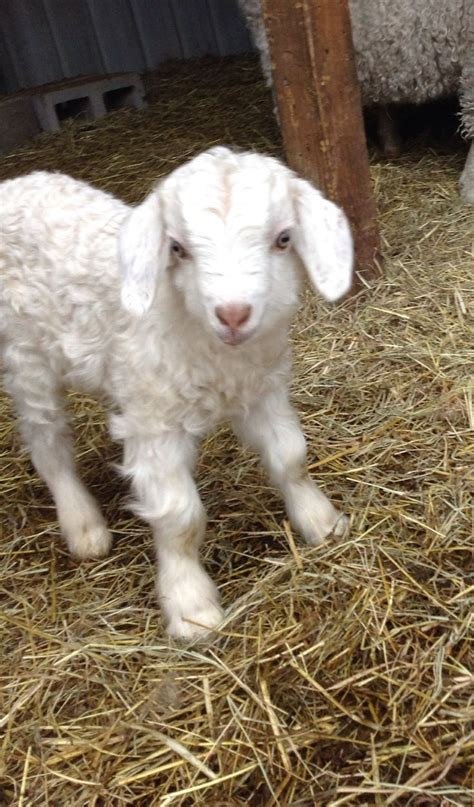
[0,172,127,388]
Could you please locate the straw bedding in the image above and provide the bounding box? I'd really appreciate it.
[0,57,472,805]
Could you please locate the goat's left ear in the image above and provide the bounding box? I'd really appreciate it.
[291,177,353,301]
[118,190,168,315]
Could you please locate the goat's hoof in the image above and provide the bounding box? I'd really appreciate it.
[301,509,350,546]
[167,602,225,642]
[382,145,401,160]
[331,512,350,538]
[318,510,349,542]
[67,523,113,560]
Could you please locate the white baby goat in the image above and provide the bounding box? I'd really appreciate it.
[0,148,352,639]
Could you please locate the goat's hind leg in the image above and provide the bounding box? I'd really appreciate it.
[4,348,112,559]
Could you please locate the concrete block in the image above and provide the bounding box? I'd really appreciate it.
[32,73,147,133]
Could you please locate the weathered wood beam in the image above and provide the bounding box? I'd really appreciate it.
[261,0,381,283]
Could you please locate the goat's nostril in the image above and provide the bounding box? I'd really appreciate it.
[215,303,252,329]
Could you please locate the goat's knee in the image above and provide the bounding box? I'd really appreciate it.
[266,425,307,486]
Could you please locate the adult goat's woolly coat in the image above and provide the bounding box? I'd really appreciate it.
[239,0,474,202]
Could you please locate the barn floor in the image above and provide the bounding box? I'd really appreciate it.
[0,57,472,805]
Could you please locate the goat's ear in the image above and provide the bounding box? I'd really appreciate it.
[118,191,168,315]
[291,178,353,301]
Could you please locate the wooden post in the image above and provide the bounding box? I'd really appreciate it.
[261,0,381,282]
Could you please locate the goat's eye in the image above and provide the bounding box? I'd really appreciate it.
[170,240,187,259]
[275,229,291,250]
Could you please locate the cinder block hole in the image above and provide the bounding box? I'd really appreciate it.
[103,86,136,112]
[55,96,91,122]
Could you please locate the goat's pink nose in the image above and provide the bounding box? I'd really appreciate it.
[215,303,252,329]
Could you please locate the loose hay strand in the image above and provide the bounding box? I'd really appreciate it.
[0,56,472,805]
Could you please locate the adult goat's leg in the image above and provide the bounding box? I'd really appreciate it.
[460,141,474,204]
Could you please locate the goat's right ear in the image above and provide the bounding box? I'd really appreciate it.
[118,191,168,315]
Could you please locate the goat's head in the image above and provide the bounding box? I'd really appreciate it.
[119,147,353,346]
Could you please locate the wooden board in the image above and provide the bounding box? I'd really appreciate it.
[262,0,381,282]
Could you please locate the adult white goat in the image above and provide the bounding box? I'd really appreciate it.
[0,148,352,639]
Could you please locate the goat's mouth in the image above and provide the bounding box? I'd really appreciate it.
[218,327,255,346]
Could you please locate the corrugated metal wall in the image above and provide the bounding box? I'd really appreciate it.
[0,0,253,93]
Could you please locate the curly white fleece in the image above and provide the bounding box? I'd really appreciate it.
[0,148,353,639]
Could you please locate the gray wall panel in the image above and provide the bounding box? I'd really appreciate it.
[42,0,105,77]
[84,0,146,74]
[0,23,20,92]
[206,0,253,55]
[129,0,182,68]
[170,1,220,59]
[1,0,63,88]
[0,0,253,92]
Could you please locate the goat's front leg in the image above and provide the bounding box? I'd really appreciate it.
[123,431,223,640]
[233,389,348,545]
